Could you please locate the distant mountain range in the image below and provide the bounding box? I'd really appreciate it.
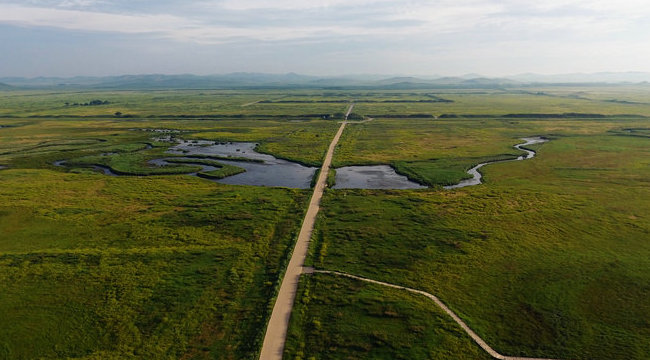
[509,72,650,83]
[1,72,649,90]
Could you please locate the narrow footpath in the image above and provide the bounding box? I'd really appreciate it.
[258,103,353,360]
[310,269,560,360]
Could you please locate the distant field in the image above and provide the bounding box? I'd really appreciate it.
[0,117,338,167]
[332,116,649,187]
[0,90,342,117]
[1,87,649,359]
[352,86,650,117]
[2,86,650,118]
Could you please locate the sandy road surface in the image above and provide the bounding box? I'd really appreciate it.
[258,108,351,360]
[344,103,354,118]
[241,100,263,107]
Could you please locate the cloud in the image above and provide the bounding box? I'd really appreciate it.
[0,3,426,43]
[1,0,648,44]
[217,0,393,11]
[0,4,189,33]
[1,0,650,77]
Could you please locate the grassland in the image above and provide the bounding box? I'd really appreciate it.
[2,86,650,119]
[332,116,649,187]
[296,131,650,359]
[284,274,491,360]
[1,86,649,360]
[0,114,329,359]
[0,169,311,359]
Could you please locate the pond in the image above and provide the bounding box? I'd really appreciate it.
[166,140,317,189]
[333,165,427,189]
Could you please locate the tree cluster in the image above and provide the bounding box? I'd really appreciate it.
[65,100,110,106]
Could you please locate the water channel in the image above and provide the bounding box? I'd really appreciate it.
[444,137,548,189]
[166,140,317,189]
[50,137,547,190]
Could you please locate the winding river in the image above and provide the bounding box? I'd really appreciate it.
[53,160,117,176]
[444,137,548,189]
[50,136,547,190]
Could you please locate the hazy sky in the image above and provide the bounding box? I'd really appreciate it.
[1,0,649,77]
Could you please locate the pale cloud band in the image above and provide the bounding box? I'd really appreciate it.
[0,0,649,76]
[2,0,648,43]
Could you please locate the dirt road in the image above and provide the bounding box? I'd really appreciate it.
[258,114,349,360]
[344,103,354,119]
[312,270,559,360]
[241,100,263,107]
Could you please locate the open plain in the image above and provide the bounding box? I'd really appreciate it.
[0,86,648,359]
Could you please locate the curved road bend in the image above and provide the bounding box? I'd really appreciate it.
[258,103,354,360]
[312,270,559,360]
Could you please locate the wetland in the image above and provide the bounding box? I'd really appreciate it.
[0,87,648,360]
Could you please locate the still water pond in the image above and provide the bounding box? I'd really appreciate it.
[333,165,426,189]
[167,141,317,189]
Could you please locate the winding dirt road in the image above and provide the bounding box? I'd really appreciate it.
[311,269,559,360]
[258,104,353,360]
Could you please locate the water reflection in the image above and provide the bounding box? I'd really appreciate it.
[333,165,426,189]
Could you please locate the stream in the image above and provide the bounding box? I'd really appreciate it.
[444,137,548,189]
[49,136,547,190]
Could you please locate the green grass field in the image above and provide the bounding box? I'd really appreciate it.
[284,274,492,360]
[2,86,650,118]
[297,132,650,359]
[0,114,322,359]
[1,87,649,359]
[0,169,309,359]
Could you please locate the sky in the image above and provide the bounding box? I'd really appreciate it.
[1,0,649,77]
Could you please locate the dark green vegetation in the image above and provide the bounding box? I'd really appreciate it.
[0,169,310,359]
[0,113,339,359]
[392,155,515,187]
[1,87,649,359]
[64,150,203,176]
[300,132,650,359]
[164,158,246,180]
[284,274,491,360]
